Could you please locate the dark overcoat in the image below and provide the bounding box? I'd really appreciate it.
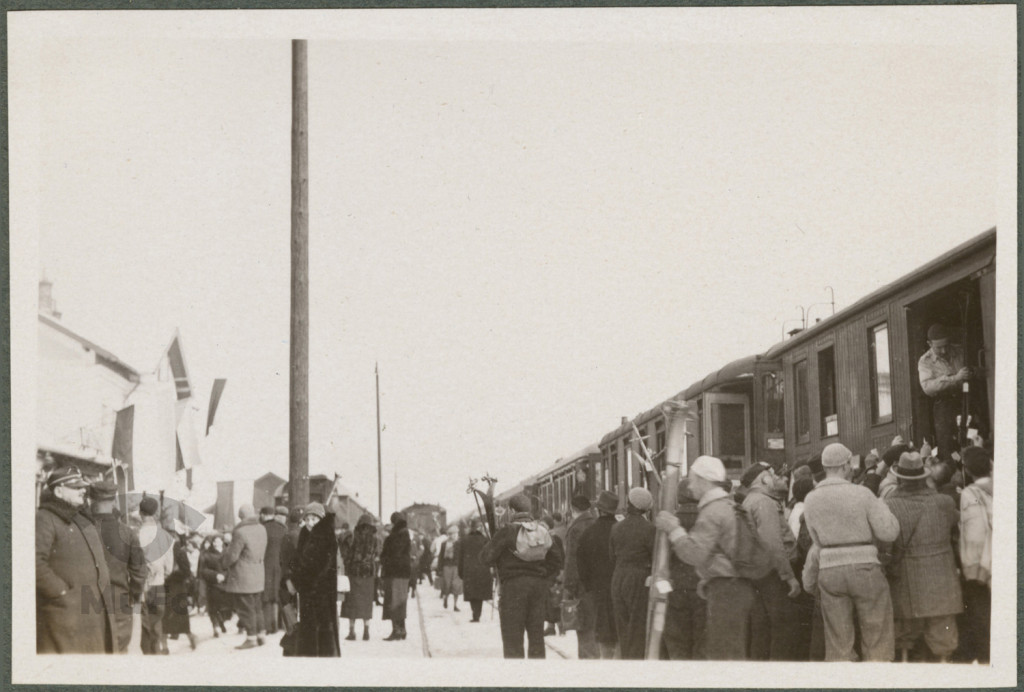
[290,513,341,657]
[262,520,286,603]
[457,530,493,601]
[575,513,618,645]
[221,517,267,594]
[91,510,147,648]
[36,499,115,653]
[884,486,963,619]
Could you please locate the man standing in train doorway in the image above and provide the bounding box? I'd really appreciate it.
[918,323,973,461]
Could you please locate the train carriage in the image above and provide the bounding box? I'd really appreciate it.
[492,226,996,512]
[752,227,995,467]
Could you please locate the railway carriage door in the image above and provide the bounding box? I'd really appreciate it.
[702,392,752,476]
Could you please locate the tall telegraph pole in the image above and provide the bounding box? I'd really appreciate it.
[376,363,383,520]
[289,39,310,509]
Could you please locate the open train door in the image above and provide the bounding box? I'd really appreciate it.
[701,392,752,478]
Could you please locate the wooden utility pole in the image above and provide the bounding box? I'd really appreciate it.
[289,39,310,509]
[376,363,383,521]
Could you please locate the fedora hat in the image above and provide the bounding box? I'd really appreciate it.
[595,490,619,514]
[892,452,928,480]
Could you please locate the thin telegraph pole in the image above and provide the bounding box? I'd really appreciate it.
[289,39,310,509]
[376,363,383,521]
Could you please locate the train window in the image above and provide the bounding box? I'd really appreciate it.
[763,372,785,436]
[655,420,666,469]
[818,346,838,437]
[869,323,893,423]
[795,359,810,442]
[622,439,633,488]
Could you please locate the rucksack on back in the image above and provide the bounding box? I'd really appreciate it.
[513,520,552,562]
[731,505,773,579]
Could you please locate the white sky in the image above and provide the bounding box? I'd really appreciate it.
[10,7,1015,523]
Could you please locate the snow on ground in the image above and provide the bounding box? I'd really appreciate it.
[142,578,578,659]
[415,580,578,660]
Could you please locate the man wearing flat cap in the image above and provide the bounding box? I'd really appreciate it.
[221,503,268,649]
[918,323,973,460]
[36,467,116,653]
[89,480,147,653]
[740,461,802,660]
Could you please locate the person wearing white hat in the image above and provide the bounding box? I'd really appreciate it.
[802,442,900,662]
[655,455,758,659]
[609,487,656,659]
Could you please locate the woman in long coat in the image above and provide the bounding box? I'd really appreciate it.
[884,454,962,662]
[341,513,379,640]
[163,532,197,648]
[380,511,411,640]
[457,519,493,622]
[289,503,341,657]
[198,535,230,636]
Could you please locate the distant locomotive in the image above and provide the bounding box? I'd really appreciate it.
[484,227,995,520]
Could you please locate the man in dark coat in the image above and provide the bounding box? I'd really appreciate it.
[279,505,302,629]
[576,490,619,658]
[563,495,598,658]
[457,519,493,622]
[883,452,962,662]
[221,503,267,649]
[288,502,341,657]
[380,511,412,640]
[610,487,656,659]
[36,467,115,653]
[660,479,706,660]
[481,494,564,659]
[87,480,146,653]
[260,506,285,634]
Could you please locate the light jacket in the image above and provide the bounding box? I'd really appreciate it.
[959,477,992,585]
[667,487,741,586]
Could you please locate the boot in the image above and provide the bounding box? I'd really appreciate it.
[257,631,267,646]
[443,595,448,609]
[188,633,198,650]
[236,637,259,650]
[363,623,370,641]
[384,629,402,641]
[346,630,357,641]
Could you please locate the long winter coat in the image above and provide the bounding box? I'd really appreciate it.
[380,522,412,580]
[575,513,618,646]
[163,539,194,636]
[36,499,115,653]
[262,520,285,603]
[279,523,301,602]
[457,530,493,601]
[198,545,231,619]
[290,513,341,657]
[884,486,963,619]
[91,511,147,616]
[221,517,267,594]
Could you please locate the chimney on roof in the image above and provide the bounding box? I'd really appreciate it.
[621,416,629,426]
[39,277,61,319]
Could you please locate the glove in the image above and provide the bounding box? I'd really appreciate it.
[654,511,680,533]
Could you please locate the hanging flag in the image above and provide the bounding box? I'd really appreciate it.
[206,378,227,435]
[159,331,192,401]
[112,405,135,490]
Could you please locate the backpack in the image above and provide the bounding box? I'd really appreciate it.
[730,505,774,579]
[512,520,552,562]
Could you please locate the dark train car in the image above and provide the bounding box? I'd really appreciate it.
[491,226,995,509]
[752,227,995,466]
[532,443,601,517]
